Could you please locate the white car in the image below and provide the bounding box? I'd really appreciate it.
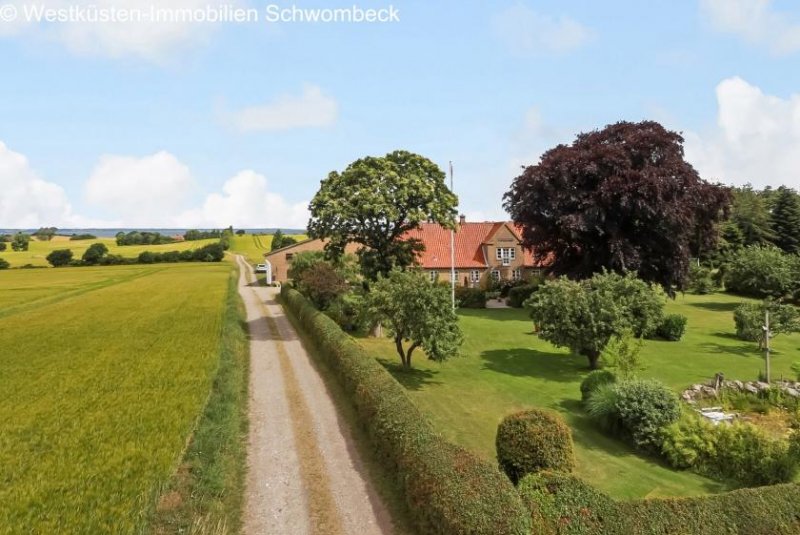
[255,264,268,273]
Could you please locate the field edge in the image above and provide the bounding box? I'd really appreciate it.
[149,265,250,535]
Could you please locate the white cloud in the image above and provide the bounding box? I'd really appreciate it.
[84,151,194,226]
[229,85,338,132]
[700,0,800,55]
[0,0,229,62]
[684,77,800,189]
[177,170,308,228]
[491,3,590,55]
[0,144,307,228]
[0,141,101,228]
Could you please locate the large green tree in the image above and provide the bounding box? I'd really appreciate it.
[11,233,30,252]
[308,150,458,281]
[525,271,666,369]
[504,121,731,291]
[367,269,463,369]
[770,186,800,254]
[730,185,776,247]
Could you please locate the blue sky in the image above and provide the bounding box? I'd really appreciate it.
[2,0,800,228]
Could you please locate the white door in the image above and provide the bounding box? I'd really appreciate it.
[265,261,273,285]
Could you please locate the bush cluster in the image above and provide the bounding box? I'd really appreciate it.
[496,410,576,484]
[0,257,9,270]
[115,231,176,246]
[281,287,530,535]
[455,286,486,308]
[656,313,688,341]
[507,284,538,308]
[586,379,681,450]
[517,471,800,535]
[660,415,800,486]
[687,264,717,294]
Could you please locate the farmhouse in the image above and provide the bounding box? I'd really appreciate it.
[263,216,547,285]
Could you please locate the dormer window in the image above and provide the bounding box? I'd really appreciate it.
[496,247,516,265]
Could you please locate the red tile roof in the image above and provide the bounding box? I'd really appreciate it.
[403,221,544,269]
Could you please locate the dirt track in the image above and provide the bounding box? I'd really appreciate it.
[237,256,392,535]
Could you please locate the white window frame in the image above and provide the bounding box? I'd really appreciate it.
[491,269,500,282]
[451,270,459,283]
[470,269,481,284]
[496,247,516,266]
[430,271,438,283]
[512,268,522,281]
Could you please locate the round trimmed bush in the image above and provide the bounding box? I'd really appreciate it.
[656,314,687,341]
[580,369,617,402]
[496,409,576,484]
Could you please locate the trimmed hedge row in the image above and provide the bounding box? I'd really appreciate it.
[518,471,800,535]
[280,287,530,535]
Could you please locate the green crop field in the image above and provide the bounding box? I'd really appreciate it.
[358,292,800,500]
[1,236,217,268]
[0,262,231,534]
[228,233,307,265]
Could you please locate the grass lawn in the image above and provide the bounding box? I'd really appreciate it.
[358,292,800,500]
[0,262,232,534]
[1,236,218,268]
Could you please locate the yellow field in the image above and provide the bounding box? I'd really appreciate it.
[2,236,217,268]
[228,233,306,265]
[0,262,231,534]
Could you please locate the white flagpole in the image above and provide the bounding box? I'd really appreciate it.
[450,161,456,311]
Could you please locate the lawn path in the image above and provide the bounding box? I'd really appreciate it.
[237,256,392,535]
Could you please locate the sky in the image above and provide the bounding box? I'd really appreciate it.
[1,0,800,229]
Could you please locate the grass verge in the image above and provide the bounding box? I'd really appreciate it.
[150,267,249,535]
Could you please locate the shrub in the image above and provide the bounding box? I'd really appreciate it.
[192,243,225,262]
[455,286,486,308]
[585,383,623,435]
[46,249,74,267]
[656,313,688,341]
[138,251,156,264]
[0,242,6,251]
[0,257,9,269]
[508,284,537,308]
[324,292,366,332]
[687,264,717,294]
[660,413,800,486]
[600,330,643,379]
[296,262,349,310]
[496,410,576,484]
[580,370,617,403]
[81,243,108,265]
[69,233,97,241]
[281,287,530,535]
[613,379,681,450]
[724,245,796,298]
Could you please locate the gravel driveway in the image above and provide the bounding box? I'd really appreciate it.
[237,256,393,535]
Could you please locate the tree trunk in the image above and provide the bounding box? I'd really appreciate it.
[395,336,410,370]
[585,350,601,370]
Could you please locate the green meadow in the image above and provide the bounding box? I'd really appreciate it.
[0,263,231,534]
[358,292,800,500]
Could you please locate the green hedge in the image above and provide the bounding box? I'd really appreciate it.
[496,410,575,484]
[281,287,530,535]
[518,471,800,535]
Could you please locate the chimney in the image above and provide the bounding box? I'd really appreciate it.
[459,214,466,225]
